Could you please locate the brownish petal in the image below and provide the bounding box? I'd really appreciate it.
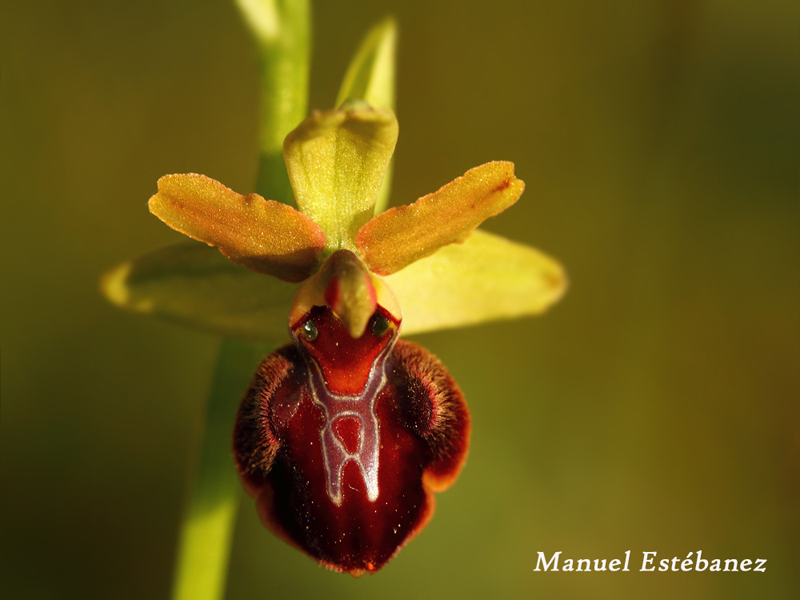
[355,161,525,275]
[149,173,326,282]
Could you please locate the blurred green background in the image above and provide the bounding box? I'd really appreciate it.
[1,0,797,598]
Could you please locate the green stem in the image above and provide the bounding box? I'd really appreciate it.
[170,2,310,599]
[171,339,269,600]
[249,0,311,204]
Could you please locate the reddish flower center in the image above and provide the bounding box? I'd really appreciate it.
[292,306,400,506]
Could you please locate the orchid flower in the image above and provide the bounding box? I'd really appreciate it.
[101,3,565,591]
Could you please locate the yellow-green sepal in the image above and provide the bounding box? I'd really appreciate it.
[385,229,567,336]
[335,17,397,215]
[101,242,297,343]
[283,105,398,254]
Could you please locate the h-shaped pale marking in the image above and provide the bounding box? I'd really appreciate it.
[304,341,394,506]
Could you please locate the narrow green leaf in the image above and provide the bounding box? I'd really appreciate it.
[336,17,397,215]
[385,229,567,336]
[336,17,396,111]
[101,242,296,343]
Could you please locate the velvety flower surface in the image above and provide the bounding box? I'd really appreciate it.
[103,104,565,575]
[234,304,469,574]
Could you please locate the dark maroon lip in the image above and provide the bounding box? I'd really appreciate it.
[234,306,470,575]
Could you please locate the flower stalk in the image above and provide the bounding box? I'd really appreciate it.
[171,2,310,598]
[237,0,311,204]
[172,339,270,600]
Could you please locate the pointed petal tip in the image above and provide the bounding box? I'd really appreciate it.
[335,15,397,112]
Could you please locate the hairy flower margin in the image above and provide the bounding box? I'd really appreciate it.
[101,10,566,582]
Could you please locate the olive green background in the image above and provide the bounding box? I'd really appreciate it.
[1,0,797,598]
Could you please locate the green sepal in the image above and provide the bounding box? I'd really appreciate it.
[336,17,397,215]
[385,229,567,336]
[101,241,296,343]
[283,106,398,253]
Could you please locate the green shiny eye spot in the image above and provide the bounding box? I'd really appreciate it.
[372,314,390,338]
[301,320,318,341]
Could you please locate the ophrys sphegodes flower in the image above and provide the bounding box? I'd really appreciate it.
[104,103,566,575]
